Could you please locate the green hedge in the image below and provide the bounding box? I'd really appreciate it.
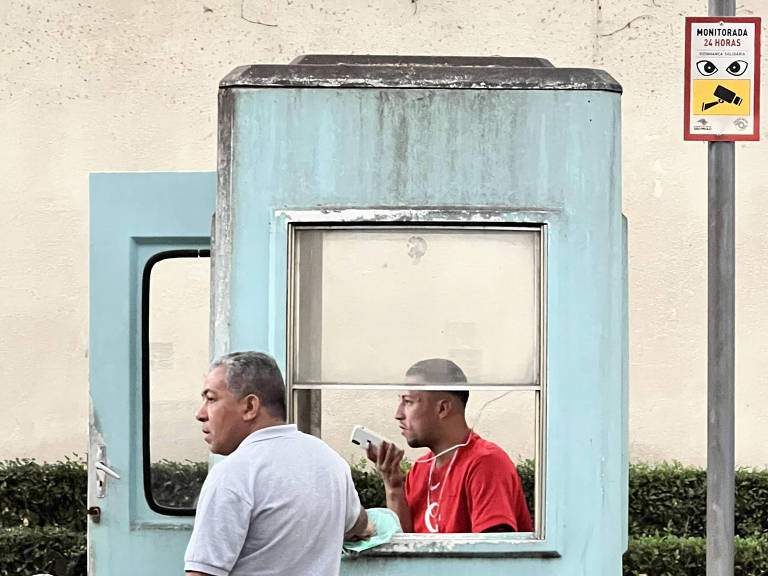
[0,458,87,531]
[7,457,766,539]
[2,458,767,537]
[3,458,768,576]
[0,527,85,576]
[149,459,207,509]
[735,467,768,537]
[629,462,768,538]
[0,458,208,531]
[623,535,768,576]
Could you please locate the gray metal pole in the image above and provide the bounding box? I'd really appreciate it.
[706,3,735,576]
[707,141,735,576]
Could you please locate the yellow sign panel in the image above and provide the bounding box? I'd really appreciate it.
[692,79,751,115]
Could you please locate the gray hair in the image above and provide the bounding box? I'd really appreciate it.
[210,351,286,420]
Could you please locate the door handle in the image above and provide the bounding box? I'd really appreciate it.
[94,445,119,498]
[95,461,121,480]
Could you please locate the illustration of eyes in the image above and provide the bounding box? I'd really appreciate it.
[696,60,718,76]
[726,60,748,76]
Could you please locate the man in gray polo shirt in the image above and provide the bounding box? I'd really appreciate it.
[185,351,370,576]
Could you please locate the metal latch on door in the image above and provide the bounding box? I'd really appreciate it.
[94,445,120,498]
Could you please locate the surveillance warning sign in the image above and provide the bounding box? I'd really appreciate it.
[684,17,761,141]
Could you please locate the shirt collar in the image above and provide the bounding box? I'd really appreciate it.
[242,424,297,445]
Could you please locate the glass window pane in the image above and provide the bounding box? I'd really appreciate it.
[289,224,544,536]
[147,256,210,510]
[293,227,541,386]
[292,388,538,530]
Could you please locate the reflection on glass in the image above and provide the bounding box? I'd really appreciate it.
[292,387,537,531]
[290,225,544,535]
[293,227,541,386]
[148,257,210,508]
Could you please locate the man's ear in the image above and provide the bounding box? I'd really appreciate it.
[436,396,453,419]
[242,394,261,422]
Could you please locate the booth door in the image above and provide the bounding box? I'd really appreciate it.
[88,172,215,576]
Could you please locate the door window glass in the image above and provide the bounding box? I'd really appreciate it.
[143,251,210,513]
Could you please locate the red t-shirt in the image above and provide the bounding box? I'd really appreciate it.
[404,432,533,533]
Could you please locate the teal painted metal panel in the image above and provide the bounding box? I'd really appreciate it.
[89,172,215,576]
[219,84,625,573]
[87,77,625,573]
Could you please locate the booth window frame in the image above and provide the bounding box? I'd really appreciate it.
[283,209,551,556]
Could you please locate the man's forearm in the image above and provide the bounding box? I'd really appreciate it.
[345,506,370,540]
[385,485,413,533]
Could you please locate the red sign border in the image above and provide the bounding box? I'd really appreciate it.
[684,16,761,141]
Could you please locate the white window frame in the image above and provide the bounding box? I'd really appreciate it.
[281,208,551,556]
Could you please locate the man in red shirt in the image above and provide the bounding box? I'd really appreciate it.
[367,358,533,534]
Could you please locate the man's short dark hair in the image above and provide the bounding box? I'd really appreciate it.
[211,351,287,420]
[405,358,469,407]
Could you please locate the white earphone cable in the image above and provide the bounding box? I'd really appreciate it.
[413,389,513,464]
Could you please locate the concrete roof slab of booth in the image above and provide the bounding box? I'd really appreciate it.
[289,54,555,67]
[219,55,622,93]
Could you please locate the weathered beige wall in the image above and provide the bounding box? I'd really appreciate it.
[2,0,766,467]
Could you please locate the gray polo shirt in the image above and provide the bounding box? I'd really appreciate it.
[184,425,361,576]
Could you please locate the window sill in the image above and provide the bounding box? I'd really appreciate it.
[343,533,559,558]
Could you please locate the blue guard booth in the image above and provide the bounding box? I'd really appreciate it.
[89,55,627,576]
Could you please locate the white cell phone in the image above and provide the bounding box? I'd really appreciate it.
[350,425,387,451]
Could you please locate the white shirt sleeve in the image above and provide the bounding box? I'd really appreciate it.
[343,465,362,533]
[184,478,252,576]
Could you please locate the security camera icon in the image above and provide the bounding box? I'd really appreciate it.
[702,85,742,111]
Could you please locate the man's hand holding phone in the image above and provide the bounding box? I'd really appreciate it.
[351,426,412,532]
[366,439,405,491]
[350,425,405,489]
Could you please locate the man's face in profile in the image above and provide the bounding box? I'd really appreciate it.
[395,375,441,448]
[195,366,250,455]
